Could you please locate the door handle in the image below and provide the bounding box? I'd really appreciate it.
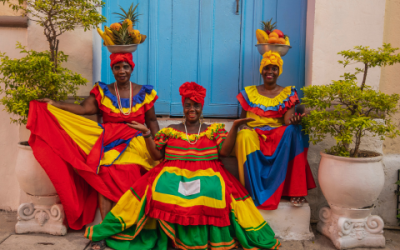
[236,0,240,15]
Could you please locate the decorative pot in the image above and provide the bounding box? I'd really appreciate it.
[15,143,57,196]
[318,152,384,209]
[14,142,67,235]
[317,152,385,249]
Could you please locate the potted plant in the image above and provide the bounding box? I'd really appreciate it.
[0,0,105,235]
[301,44,400,249]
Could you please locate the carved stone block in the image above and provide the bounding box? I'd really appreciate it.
[15,195,67,236]
[317,206,385,249]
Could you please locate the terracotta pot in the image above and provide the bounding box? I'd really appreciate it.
[15,142,57,196]
[318,152,384,209]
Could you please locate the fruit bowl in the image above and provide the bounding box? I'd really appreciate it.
[255,44,291,56]
[106,44,138,54]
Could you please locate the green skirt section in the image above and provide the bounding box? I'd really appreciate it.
[85,187,280,249]
[87,209,280,250]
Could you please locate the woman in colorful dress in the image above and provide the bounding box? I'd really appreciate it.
[235,51,316,210]
[84,82,280,250]
[27,53,159,234]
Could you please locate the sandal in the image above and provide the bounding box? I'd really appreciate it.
[90,239,106,250]
[290,197,305,207]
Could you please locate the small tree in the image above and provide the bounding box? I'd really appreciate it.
[0,0,106,125]
[302,44,400,157]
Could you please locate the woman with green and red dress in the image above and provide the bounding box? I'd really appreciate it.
[84,82,280,250]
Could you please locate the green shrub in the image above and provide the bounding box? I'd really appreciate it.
[0,43,87,124]
[302,44,400,157]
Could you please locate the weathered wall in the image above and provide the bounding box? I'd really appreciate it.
[380,0,400,154]
[0,26,27,210]
[306,0,385,89]
[0,0,25,16]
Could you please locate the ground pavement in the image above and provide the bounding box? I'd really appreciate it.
[0,211,399,250]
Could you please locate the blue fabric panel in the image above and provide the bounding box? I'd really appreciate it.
[243,125,305,206]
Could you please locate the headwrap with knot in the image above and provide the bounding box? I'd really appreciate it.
[110,53,135,70]
[179,82,206,108]
[259,51,283,75]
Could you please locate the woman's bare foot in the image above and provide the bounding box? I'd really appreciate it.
[290,197,306,207]
[90,240,106,250]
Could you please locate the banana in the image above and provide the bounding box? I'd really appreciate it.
[105,26,116,43]
[256,29,269,44]
[104,33,115,46]
[285,36,290,46]
[97,28,109,45]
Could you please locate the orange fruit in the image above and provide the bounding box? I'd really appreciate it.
[110,23,122,31]
[278,38,286,44]
[268,37,278,44]
[269,32,279,39]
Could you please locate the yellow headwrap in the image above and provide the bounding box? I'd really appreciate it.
[259,51,283,75]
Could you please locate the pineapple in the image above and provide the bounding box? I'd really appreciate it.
[261,18,277,35]
[113,3,140,28]
[111,22,133,45]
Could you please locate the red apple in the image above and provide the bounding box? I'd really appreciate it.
[273,29,284,38]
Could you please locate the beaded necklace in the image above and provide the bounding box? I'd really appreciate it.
[114,82,132,116]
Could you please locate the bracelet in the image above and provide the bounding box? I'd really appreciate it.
[142,130,151,138]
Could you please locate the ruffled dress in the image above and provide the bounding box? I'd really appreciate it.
[27,82,158,229]
[84,124,280,250]
[235,86,316,209]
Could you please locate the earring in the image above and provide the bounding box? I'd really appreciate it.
[182,115,186,124]
[200,113,204,124]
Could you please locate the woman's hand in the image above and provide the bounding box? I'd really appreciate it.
[233,118,255,130]
[37,98,56,106]
[289,113,305,125]
[127,121,149,133]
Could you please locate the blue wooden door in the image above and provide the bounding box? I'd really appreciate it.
[101,0,307,117]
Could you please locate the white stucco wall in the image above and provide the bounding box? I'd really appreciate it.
[306,0,385,89]
[0,27,27,210]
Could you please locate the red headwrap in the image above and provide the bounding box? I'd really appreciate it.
[110,53,135,70]
[179,82,206,108]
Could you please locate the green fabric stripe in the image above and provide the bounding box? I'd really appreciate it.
[235,194,251,201]
[167,145,217,151]
[155,171,223,200]
[165,153,219,158]
[130,187,141,201]
[160,221,175,238]
[165,157,219,161]
[86,227,91,239]
[118,216,127,231]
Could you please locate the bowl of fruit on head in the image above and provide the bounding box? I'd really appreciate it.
[255,18,291,56]
[96,4,147,54]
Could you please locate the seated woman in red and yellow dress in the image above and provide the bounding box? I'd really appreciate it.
[27,53,159,232]
[235,51,316,209]
[84,82,280,250]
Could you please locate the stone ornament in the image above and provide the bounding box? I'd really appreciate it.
[15,143,67,235]
[15,196,67,236]
[318,206,385,249]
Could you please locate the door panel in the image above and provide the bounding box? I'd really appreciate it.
[101,0,307,117]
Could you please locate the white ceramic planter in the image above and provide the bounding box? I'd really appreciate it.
[15,142,67,235]
[317,152,385,249]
